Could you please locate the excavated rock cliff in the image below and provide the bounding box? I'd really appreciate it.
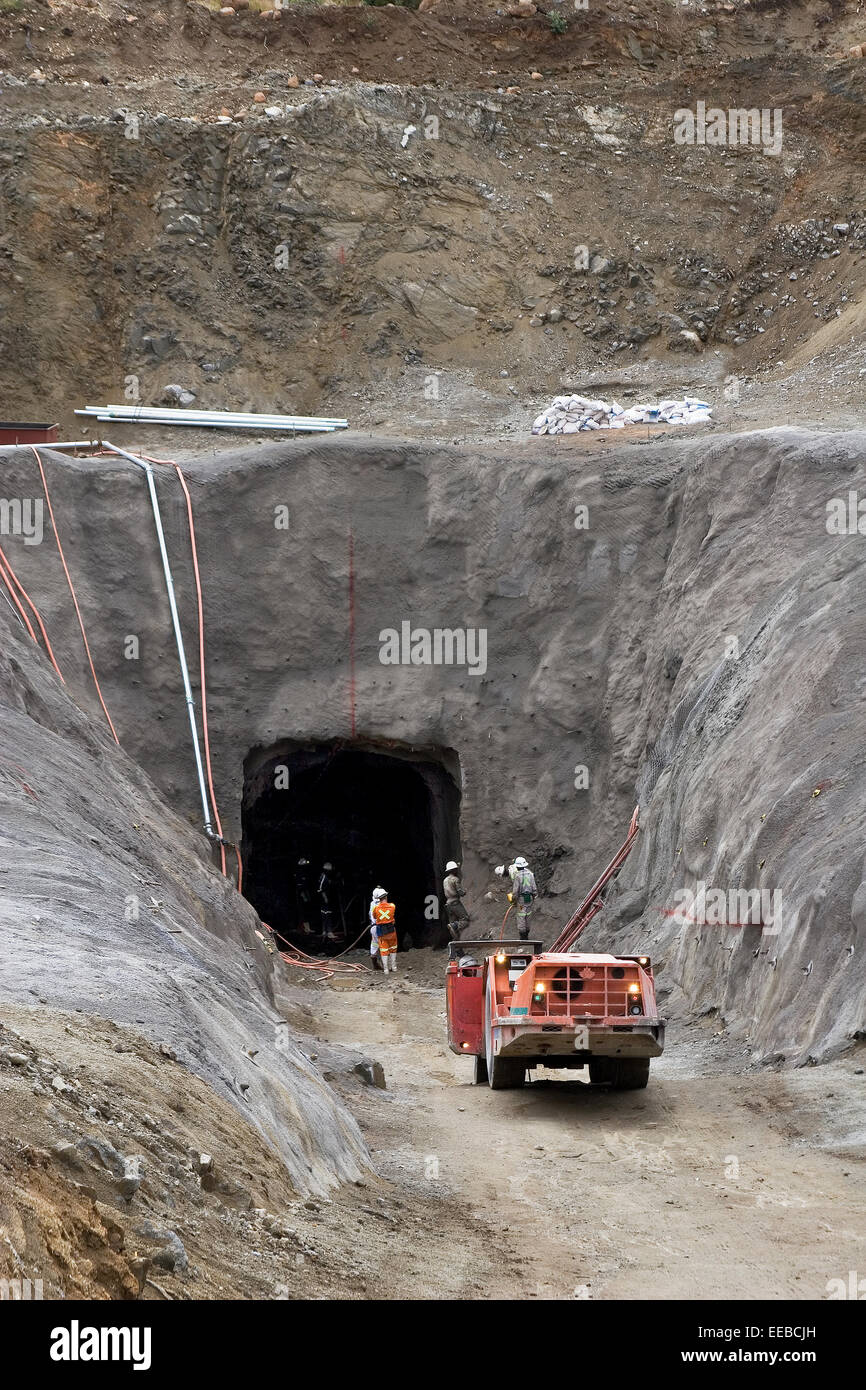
[1,427,864,1063]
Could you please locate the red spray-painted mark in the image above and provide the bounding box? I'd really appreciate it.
[348,530,356,738]
[0,757,37,798]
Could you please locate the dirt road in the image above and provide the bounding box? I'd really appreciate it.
[2,953,863,1301]
[315,951,866,1301]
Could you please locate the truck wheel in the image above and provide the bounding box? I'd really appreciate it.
[611,1058,650,1089]
[485,988,524,1090]
[588,1057,613,1086]
[473,1054,489,1085]
[590,1057,649,1089]
[489,1054,525,1089]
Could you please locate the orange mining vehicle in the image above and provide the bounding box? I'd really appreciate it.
[446,808,665,1090]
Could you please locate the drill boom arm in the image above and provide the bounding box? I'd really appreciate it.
[549,805,640,953]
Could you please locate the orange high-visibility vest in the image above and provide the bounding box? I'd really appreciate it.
[372,901,395,925]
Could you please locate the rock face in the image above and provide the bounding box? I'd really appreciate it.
[602,427,866,1065]
[1,429,865,1064]
[0,81,863,433]
[0,595,369,1194]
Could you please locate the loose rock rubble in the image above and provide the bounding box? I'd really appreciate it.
[531,394,713,434]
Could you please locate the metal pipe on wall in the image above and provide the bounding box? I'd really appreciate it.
[0,441,97,453]
[102,441,214,839]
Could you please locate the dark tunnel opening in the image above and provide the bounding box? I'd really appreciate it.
[241,742,462,953]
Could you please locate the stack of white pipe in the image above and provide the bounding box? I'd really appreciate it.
[0,440,96,453]
[75,405,348,433]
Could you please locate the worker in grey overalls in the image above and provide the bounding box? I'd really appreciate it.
[443,860,470,939]
[496,856,538,939]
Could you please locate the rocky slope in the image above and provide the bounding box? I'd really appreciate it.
[0,595,369,1195]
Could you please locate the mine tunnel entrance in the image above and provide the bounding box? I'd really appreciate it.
[241,742,462,953]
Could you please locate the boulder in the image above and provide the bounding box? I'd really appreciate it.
[353,1060,386,1089]
[134,1221,188,1274]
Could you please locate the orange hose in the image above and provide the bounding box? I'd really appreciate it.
[0,550,38,643]
[235,845,243,894]
[263,922,370,978]
[0,542,65,682]
[30,447,118,742]
[499,903,514,940]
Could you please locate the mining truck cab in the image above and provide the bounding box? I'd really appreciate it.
[446,940,665,1091]
[446,940,543,1061]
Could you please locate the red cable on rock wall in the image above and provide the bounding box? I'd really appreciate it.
[0,549,39,643]
[30,447,119,744]
[0,543,66,682]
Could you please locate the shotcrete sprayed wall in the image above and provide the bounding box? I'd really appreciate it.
[2,429,865,1064]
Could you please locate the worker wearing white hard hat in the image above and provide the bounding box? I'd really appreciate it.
[369,888,398,975]
[443,860,469,940]
[368,886,387,968]
[369,884,389,973]
[494,855,538,939]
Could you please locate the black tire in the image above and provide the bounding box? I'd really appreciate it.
[590,1056,650,1090]
[485,986,525,1089]
[473,1054,489,1085]
[588,1057,613,1086]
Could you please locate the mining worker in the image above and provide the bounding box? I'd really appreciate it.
[442,860,470,939]
[295,857,314,935]
[495,855,538,940]
[368,886,385,970]
[370,888,398,975]
[318,862,340,942]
